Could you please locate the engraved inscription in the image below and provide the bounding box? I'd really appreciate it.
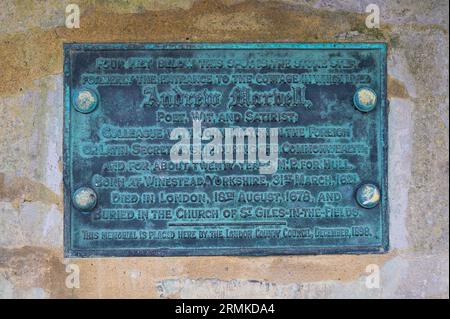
[64,43,388,256]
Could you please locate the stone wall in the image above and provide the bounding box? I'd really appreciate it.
[0,0,448,298]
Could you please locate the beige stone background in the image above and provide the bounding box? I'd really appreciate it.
[0,0,448,299]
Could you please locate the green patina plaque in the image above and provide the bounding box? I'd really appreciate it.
[64,43,388,257]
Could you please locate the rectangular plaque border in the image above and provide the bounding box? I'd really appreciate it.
[63,42,389,258]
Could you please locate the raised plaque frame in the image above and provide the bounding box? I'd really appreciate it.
[64,43,388,257]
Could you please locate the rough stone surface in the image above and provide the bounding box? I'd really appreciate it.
[0,0,448,299]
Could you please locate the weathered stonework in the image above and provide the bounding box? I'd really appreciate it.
[0,0,448,298]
